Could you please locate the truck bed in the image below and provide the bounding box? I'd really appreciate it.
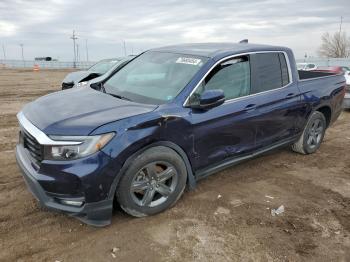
[298,70,337,80]
[297,71,345,126]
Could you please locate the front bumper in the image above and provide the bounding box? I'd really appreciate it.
[15,144,113,226]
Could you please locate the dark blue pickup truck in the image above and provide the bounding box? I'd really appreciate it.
[16,43,346,226]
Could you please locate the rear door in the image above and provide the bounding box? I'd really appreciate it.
[249,52,303,149]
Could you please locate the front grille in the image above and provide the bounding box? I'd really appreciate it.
[62,82,74,90]
[20,129,43,164]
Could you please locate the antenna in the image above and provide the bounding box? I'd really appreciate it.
[239,39,248,44]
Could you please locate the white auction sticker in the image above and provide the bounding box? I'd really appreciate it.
[176,57,202,65]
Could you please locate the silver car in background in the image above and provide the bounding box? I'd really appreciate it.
[297,62,317,71]
[61,57,131,90]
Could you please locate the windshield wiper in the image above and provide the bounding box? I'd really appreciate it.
[107,93,132,101]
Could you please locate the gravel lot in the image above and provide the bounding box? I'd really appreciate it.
[0,68,349,262]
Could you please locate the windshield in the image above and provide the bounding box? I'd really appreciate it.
[104,51,208,104]
[88,59,120,74]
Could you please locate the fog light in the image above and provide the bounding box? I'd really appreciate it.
[60,199,84,207]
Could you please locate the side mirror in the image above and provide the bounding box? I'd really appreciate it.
[90,82,102,90]
[193,89,225,110]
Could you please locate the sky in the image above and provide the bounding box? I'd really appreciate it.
[0,0,349,61]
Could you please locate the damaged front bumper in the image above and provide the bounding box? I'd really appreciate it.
[15,144,113,227]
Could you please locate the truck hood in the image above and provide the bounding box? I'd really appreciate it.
[22,87,157,135]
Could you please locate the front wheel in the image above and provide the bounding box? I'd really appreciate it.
[116,146,187,217]
[292,111,327,154]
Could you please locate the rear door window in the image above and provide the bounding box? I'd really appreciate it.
[250,52,290,94]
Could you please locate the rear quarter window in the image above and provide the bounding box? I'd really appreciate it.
[278,53,290,86]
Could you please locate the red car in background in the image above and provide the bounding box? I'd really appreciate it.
[312,66,344,75]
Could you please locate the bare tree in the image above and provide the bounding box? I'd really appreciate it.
[318,32,350,58]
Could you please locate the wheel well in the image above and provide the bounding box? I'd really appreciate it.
[141,142,196,189]
[108,141,196,201]
[316,106,331,127]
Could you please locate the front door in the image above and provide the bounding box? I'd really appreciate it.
[187,55,259,171]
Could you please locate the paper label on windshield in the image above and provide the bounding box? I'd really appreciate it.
[176,57,202,65]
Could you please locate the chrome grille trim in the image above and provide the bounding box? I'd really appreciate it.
[16,111,81,146]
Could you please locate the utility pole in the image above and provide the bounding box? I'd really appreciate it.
[339,16,343,34]
[77,44,80,63]
[85,39,89,62]
[19,43,24,67]
[70,30,78,68]
[78,44,81,62]
[338,16,345,58]
[123,40,127,56]
[2,44,6,60]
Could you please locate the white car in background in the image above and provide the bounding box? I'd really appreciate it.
[345,71,350,85]
[344,70,350,109]
[297,63,317,71]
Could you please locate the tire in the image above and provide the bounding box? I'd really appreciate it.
[292,111,327,154]
[116,146,187,217]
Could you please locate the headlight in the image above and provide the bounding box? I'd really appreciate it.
[43,133,115,160]
[76,81,89,87]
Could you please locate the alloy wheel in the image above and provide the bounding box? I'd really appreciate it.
[130,161,178,207]
[306,118,324,149]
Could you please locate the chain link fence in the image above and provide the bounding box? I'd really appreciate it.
[295,58,350,67]
[0,59,95,69]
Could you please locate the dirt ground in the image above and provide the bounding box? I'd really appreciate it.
[0,68,349,262]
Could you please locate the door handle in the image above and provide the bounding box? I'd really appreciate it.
[244,104,256,111]
[286,93,295,98]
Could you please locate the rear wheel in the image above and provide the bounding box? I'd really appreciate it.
[292,111,326,154]
[116,146,187,217]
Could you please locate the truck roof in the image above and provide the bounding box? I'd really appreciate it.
[151,42,290,59]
